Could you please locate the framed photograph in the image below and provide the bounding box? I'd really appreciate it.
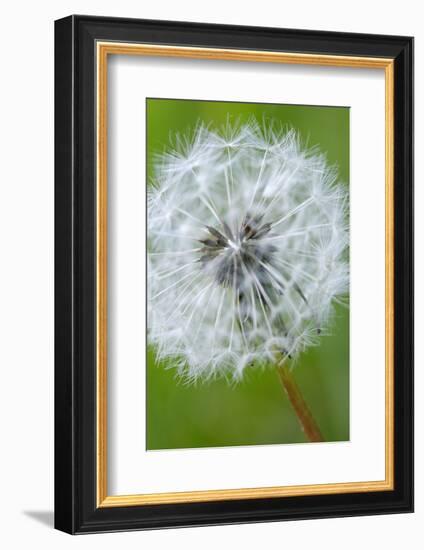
[54,15,413,534]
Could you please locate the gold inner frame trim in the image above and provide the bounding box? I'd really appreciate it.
[96,42,395,508]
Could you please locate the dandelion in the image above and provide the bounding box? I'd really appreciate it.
[148,118,349,442]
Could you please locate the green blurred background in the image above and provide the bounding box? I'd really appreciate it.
[146,98,349,450]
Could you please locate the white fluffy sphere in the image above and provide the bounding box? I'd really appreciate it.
[148,119,349,382]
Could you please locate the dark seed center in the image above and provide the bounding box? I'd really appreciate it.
[198,213,275,288]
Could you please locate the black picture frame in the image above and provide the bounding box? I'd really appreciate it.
[55,14,413,534]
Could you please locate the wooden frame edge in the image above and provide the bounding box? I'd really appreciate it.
[96,42,395,508]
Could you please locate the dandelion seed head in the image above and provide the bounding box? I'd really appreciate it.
[148,118,349,382]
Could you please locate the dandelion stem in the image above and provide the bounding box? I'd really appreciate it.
[276,361,323,443]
